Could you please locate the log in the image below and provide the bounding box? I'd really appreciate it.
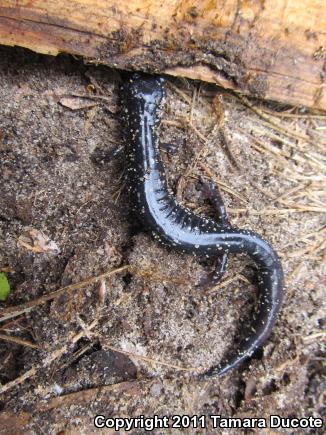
[0,0,325,109]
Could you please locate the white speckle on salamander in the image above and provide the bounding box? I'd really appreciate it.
[123,74,284,379]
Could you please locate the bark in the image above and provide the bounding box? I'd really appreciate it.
[0,0,325,108]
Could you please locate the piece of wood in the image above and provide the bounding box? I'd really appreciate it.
[0,1,325,109]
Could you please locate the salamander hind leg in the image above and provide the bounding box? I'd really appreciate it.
[199,179,230,226]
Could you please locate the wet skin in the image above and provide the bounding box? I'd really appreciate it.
[123,74,284,377]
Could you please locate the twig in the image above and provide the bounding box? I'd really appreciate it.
[0,318,99,395]
[227,207,325,215]
[260,109,326,120]
[236,93,326,148]
[167,81,192,104]
[302,332,326,342]
[208,272,245,293]
[189,85,197,125]
[213,125,241,170]
[0,333,40,349]
[37,380,147,412]
[0,265,130,323]
[104,344,201,372]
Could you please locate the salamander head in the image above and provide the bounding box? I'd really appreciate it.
[124,73,166,106]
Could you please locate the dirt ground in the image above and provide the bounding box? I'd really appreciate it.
[0,46,325,434]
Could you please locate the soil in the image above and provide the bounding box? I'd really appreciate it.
[0,46,325,434]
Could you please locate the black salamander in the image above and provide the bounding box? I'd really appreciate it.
[123,74,284,377]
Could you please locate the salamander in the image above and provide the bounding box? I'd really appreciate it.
[122,74,284,377]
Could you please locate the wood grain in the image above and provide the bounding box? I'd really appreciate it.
[0,0,325,109]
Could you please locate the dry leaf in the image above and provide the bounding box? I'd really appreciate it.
[59,96,97,110]
[17,229,60,254]
[97,279,107,305]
